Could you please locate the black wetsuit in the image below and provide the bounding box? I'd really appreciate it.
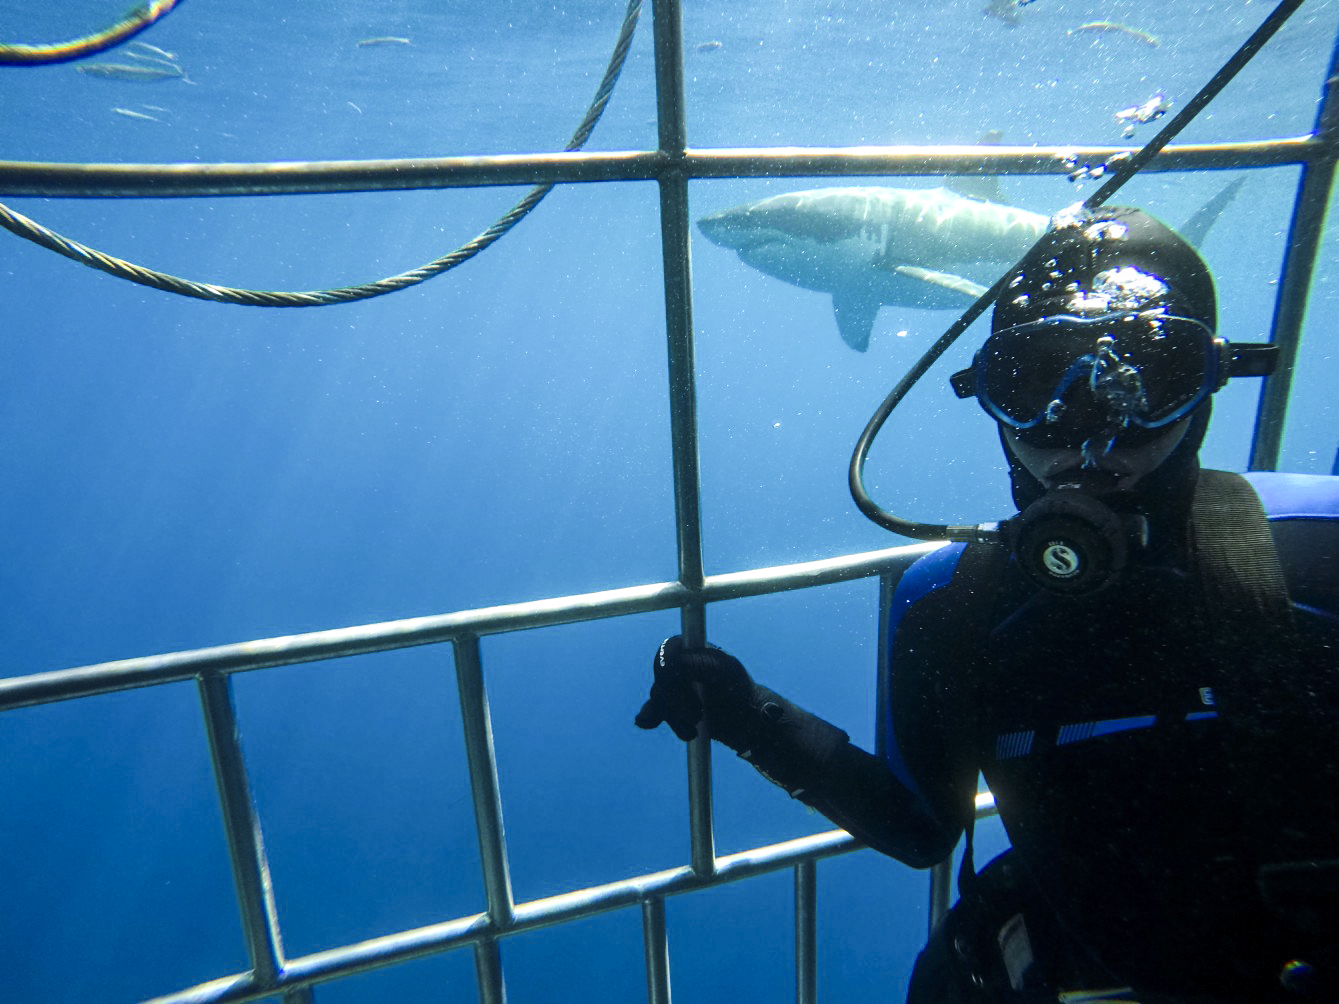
[792,471,1339,1001]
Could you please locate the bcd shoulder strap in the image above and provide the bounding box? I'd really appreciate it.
[1191,468,1294,633]
[943,469,1295,901]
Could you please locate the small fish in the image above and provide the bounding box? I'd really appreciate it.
[695,40,723,52]
[113,107,161,122]
[77,62,188,82]
[129,40,179,62]
[129,41,180,62]
[127,51,183,70]
[139,104,168,112]
[347,101,363,114]
[1069,21,1161,48]
[357,36,412,47]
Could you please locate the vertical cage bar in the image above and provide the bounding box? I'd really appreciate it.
[652,0,716,879]
[928,859,953,936]
[652,0,687,171]
[454,634,516,929]
[874,571,897,760]
[474,937,507,1004]
[642,896,672,1004]
[197,670,284,986]
[1250,31,1339,470]
[652,0,702,597]
[795,861,818,1004]
[684,604,716,877]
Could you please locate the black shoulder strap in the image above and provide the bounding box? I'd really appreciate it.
[1189,468,1299,725]
[1190,469,1294,631]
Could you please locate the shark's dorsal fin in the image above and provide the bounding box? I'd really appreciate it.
[832,288,881,352]
[1177,177,1246,247]
[946,130,1005,203]
[893,265,990,301]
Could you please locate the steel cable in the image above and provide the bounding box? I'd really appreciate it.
[0,0,642,307]
[0,0,184,66]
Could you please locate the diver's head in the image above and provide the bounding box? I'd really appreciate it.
[955,205,1222,499]
[948,205,1230,593]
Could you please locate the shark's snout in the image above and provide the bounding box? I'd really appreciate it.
[697,207,758,250]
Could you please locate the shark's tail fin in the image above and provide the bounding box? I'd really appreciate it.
[1177,176,1247,247]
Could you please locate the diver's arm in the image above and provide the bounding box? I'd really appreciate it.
[635,636,963,868]
[731,685,964,868]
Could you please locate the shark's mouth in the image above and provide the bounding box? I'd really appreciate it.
[731,232,783,252]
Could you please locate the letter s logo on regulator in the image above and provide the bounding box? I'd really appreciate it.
[1042,541,1082,578]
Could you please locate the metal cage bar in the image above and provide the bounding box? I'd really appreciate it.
[796,860,819,1004]
[642,896,672,1004]
[649,0,719,892]
[197,671,286,986]
[1250,31,1339,470]
[474,938,506,1004]
[0,138,1323,199]
[454,635,516,930]
[141,830,861,1004]
[0,544,941,714]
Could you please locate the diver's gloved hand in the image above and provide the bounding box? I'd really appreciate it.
[635,636,852,801]
[634,635,755,743]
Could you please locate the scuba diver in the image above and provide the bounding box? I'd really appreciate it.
[635,206,1339,1002]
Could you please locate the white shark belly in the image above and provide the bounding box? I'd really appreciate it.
[737,230,1014,309]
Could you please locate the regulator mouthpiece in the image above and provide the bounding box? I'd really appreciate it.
[1003,487,1149,595]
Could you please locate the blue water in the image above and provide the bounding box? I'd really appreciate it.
[2,1,1337,1001]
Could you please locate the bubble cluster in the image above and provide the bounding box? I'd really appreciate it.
[1116,93,1173,138]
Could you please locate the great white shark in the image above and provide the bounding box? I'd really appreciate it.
[696,178,1244,352]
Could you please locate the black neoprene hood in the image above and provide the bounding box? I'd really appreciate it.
[992,205,1218,334]
[988,207,1218,520]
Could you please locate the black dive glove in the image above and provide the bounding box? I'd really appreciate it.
[635,635,850,799]
[634,635,752,741]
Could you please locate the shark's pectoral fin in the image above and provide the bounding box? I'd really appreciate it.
[832,289,881,352]
[892,265,989,301]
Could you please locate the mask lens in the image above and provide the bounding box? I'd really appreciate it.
[976,313,1217,431]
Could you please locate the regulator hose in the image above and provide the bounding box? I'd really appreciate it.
[849,0,1306,541]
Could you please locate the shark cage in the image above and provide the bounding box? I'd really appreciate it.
[0,0,1336,1002]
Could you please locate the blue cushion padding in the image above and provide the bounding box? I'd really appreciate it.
[1243,471,1339,520]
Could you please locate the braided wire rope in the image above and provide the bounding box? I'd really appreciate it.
[0,0,184,66]
[0,0,642,307]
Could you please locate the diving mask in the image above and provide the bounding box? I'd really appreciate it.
[952,310,1227,450]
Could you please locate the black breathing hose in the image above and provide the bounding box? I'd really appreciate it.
[849,0,1307,542]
